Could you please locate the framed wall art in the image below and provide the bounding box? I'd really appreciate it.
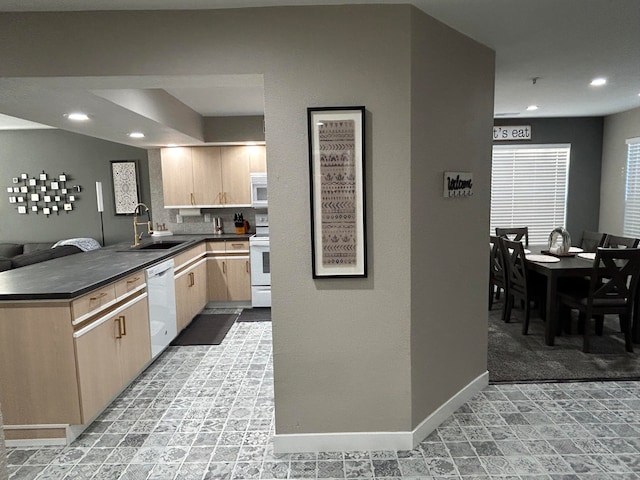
[307,106,367,278]
[110,160,140,215]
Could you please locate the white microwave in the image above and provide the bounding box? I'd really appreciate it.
[251,173,268,208]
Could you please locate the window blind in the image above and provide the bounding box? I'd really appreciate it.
[491,144,571,244]
[623,138,640,237]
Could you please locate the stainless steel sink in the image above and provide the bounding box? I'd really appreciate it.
[119,240,186,251]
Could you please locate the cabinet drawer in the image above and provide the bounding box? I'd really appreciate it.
[226,240,249,252]
[173,243,206,270]
[206,240,226,254]
[114,272,145,298]
[71,285,117,320]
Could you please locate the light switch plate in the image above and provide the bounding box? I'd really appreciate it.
[204,213,212,222]
[176,214,183,224]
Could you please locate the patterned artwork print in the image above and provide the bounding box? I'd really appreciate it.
[112,162,139,214]
[319,120,357,266]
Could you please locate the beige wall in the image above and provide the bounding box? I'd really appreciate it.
[409,10,494,426]
[600,106,640,234]
[0,5,493,441]
[0,404,6,480]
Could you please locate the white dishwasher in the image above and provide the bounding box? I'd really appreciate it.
[145,259,177,358]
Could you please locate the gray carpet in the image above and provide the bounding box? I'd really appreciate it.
[488,301,640,383]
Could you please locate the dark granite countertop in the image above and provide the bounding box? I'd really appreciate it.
[0,233,253,301]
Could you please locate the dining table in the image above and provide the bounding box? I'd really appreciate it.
[524,246,595,346]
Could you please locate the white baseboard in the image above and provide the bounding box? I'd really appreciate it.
[273,370,488,454]
[412,370,488,446]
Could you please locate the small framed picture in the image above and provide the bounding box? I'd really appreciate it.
[31,205,39,212]
[69,195,75,202]
[17,196,24,202]
[41,186,47,192]
[30,193,40,202]
[8,196,16,203]
[6,187,13,193]
[12,177,18,184]
[63,203,72,211]
[20,186,28,193]
[13,187,19,193]
[43,207,51,215]
[17,205,27,214]
[50,181,59,190]
[39,173,47,181]
[28,178,36,186]
[59,174,67,182]
[54,195,61,201]
[61,188,67,194]
[44,195,51,202]
[20,173,27,180]
[51,205,59,212]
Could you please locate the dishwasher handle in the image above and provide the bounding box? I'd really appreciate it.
[145,259,175,278]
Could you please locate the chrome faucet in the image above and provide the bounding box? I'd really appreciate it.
[132,203,154,246]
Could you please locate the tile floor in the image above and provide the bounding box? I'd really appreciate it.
[6,312,640,479]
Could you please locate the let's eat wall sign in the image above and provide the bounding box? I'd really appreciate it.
[493,125,531,141]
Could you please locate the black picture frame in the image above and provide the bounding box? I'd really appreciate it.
[307,106,367,278]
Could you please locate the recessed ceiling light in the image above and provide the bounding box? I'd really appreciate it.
[590,77,607,86]
[66,112,89,121]
[128,132,145,138]
[526,105,539,111]
[166,143,178,148]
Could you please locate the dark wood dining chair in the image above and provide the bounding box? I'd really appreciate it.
[602,234,640,249]
[500,237,539,331]
[495,227,529,247]
[489,236,507,317]
[579,230,605,252]
[557,247,640,353]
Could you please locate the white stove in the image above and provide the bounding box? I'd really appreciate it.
[250,212,270,307]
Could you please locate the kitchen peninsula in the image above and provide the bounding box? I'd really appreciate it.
[0,234,251,446]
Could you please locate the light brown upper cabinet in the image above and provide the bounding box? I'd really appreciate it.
[161,146,254,208]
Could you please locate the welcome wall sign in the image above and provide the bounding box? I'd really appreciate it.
[443,171,473,198]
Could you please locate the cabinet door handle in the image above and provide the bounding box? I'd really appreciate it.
[121,315,127,336]
[115,317,123,339]
[189,271,195,287]
[246,260,249,273]
[90,292,108,302]
[126,276,140,284]
[230,243,244,249]
[217,192,222,203]
[223,192,228,204]
[190,192,195,205]
[223,261,226,274]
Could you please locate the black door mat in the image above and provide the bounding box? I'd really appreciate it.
[170,314,236,346]
[237,308,271,322]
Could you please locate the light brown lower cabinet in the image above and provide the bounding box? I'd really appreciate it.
[207,256,251,301]
[75,295,150,423]
[0,270,150,445]
[175,259,208,332]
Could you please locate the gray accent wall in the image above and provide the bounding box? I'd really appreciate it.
[0,130,149,245]
[600,106,640,235]
[493,117,604,239]
[0,5,494,444]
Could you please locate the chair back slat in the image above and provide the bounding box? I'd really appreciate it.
[602,234,640,249]
[495,227,529,247]
[500,238,528,296]
[580,230,605,252]
[590,248,640,306]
